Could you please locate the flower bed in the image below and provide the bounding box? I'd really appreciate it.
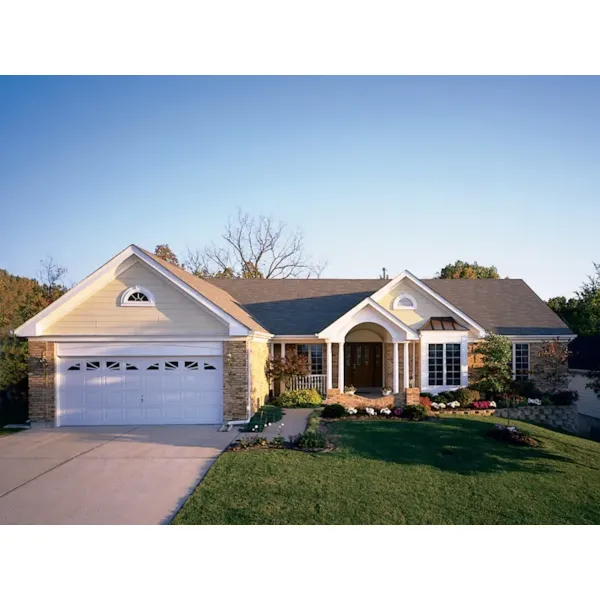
[486,424,539,447]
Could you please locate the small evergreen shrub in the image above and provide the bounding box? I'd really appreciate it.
[403,404,427,421]
[453,387,481,407]
[322,403,346,419]
[419,392,434,399]
[271,388,322,408]
[295,430,327,449]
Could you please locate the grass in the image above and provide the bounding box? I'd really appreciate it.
[173,415,600,524]
[0,428,19,436]
[240,405,283,432]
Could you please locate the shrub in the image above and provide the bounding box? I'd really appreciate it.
[434,391,453,402]
[419,392,434,399]
[403,404,427,421]
[419,396,432,409]
[453,387,480,407]
[271,388,322,408]
[295,430,327,449]
[549,390,579,406]
[511,379,542,399]
[322,403,346,419]
[392,407,403,418]
[241,405,283,432]
[495,393,527,409]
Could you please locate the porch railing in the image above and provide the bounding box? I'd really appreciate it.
[289,374,327,397]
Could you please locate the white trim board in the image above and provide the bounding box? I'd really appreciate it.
[56,341,224,357]
[318,298,419,342]
[14,245,251,338]
[371,270,486,337]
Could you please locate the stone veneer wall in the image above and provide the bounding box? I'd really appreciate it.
[223,340,249,421]
[249,340,270,413]
[493,405,578,434]
[28,340,56,423]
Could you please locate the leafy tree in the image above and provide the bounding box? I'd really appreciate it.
[533,339,571,394]
[547,263,600,335]
[474,333,513,396]
[265,349,309,386]
[184,209,326,278]
[437,260,500,279]
[154,244,180,267]
[586,370,600,400]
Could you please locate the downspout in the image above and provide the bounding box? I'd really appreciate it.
[226,342,252,428]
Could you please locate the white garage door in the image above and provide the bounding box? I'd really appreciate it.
[58,357,223,426]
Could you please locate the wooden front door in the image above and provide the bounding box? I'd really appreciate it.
[345,343,383,389]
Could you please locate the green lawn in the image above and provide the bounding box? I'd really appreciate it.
[172,416,600,524]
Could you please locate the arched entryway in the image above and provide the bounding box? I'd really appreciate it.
[344,323,387,390]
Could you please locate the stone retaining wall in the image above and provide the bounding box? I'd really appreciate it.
[437,405,578,434]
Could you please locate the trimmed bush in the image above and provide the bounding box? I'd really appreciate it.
[271,388,322,408]
[453,387,480,407]
[550,390,579,406]
[419,392,434,400]
[322,403,346,419]
[295,430,327,449]
[403,404,427,421]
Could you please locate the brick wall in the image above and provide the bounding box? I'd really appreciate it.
[249,340,269,413]
[223,340,249,421]
[28,340,56,423]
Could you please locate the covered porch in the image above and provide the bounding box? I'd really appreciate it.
[270,299,421,401]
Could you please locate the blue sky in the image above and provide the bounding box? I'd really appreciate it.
[0,76,598,300]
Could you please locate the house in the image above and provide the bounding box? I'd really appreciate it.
[14,245,575,427]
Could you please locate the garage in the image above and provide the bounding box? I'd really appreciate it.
[57,355,223,426]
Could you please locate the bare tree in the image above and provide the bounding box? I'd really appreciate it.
[37,257,68,303]
[185,210,326,279]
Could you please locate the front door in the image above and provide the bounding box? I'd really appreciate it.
[345,343,383,389]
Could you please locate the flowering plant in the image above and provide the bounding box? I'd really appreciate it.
[431,402,440,410]
[489,401,496,408]
[447,401,460,409]
[346,407,358,415]
[527,398,542,406]
[380,407,392,415]
[438,402,446,409]
[472,400,492,409]
[365,407,376,416]
[392,408,403,417]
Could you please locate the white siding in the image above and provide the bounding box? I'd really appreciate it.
[47,260,228,335]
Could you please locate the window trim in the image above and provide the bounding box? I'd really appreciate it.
[512,342,530,381]
[120,285,156,307]
[392,293,417,311]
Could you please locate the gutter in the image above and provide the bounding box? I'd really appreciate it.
[225,344,253,429]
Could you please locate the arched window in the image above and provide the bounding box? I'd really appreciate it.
[392,293,417,310]
[120,285,156,306]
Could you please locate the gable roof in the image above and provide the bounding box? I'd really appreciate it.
[209,277,574,337]
[136,248,270,334]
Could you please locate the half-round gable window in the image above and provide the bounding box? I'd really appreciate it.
[392,293,417,310]
[120,286,156,307]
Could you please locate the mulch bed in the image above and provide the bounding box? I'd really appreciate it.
[486,425,539,447]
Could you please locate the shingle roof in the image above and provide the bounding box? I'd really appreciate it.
[208,277,573,336]
[137,248,269,334]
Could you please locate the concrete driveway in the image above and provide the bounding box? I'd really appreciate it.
[0,425,238,525]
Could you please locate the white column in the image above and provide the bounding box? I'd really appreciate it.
[403,341,409,390]
[326,341,333,390]
[412,341,416,386]
[338,342,344,392]
[281,342,286,359]
[393,342,399,394]
[269,343,274,359]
